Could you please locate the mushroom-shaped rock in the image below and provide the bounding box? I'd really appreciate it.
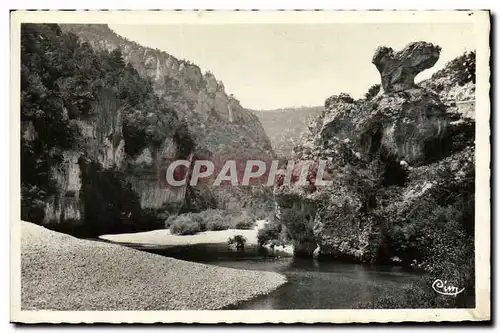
[372,42,441,93]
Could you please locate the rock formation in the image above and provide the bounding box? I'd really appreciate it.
[372,42,441,93]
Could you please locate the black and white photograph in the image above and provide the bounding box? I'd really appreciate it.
[9,10,490,323]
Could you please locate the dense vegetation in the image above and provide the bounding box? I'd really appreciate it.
[430,51,476,86]
[421,51,476,100]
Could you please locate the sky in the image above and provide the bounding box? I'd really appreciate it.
[110,23,475,110]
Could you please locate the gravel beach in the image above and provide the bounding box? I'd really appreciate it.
[21,221,287,310]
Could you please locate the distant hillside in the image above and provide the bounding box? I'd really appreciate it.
[251,106,324,157]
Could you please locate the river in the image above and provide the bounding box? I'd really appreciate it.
[134,243,427,309]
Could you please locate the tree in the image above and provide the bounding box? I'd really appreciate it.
[228,235,247,251]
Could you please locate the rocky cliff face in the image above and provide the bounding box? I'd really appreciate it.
[56,24,274,223]
[25,81,189,233]
[274,41,475,279]
[22,24,272,236]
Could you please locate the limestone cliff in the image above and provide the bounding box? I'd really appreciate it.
[21,24,272,236]
[274,41,475,287]
[59,24,273,158]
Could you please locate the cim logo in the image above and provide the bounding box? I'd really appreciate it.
[431,279,465,297]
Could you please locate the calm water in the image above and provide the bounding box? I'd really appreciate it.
[135,243,428,309]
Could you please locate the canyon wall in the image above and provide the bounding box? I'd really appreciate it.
[273,43,475,300]
[21,24,273,236]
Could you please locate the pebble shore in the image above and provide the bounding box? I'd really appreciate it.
[21,221,287,310]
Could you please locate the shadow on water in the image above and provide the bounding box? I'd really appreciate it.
[132,242,428,309]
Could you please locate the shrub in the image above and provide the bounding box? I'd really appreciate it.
[257,219,290,248]
[169,214,203,235]
[164,215,177,229]
[324,93,355,109]
[206,220,228,231]
[448,51,475,86]
[168,209,259,234]
[205,209,229,231]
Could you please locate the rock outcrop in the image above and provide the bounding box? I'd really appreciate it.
[274,42,475,269]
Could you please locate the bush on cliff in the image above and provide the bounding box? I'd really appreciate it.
[364,84,381,100]
[431,51,476,86]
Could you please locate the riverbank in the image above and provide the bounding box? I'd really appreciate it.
[21,221,287,310]
[100,219,295,255]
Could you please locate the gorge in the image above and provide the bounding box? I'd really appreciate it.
[20,23,476,309]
